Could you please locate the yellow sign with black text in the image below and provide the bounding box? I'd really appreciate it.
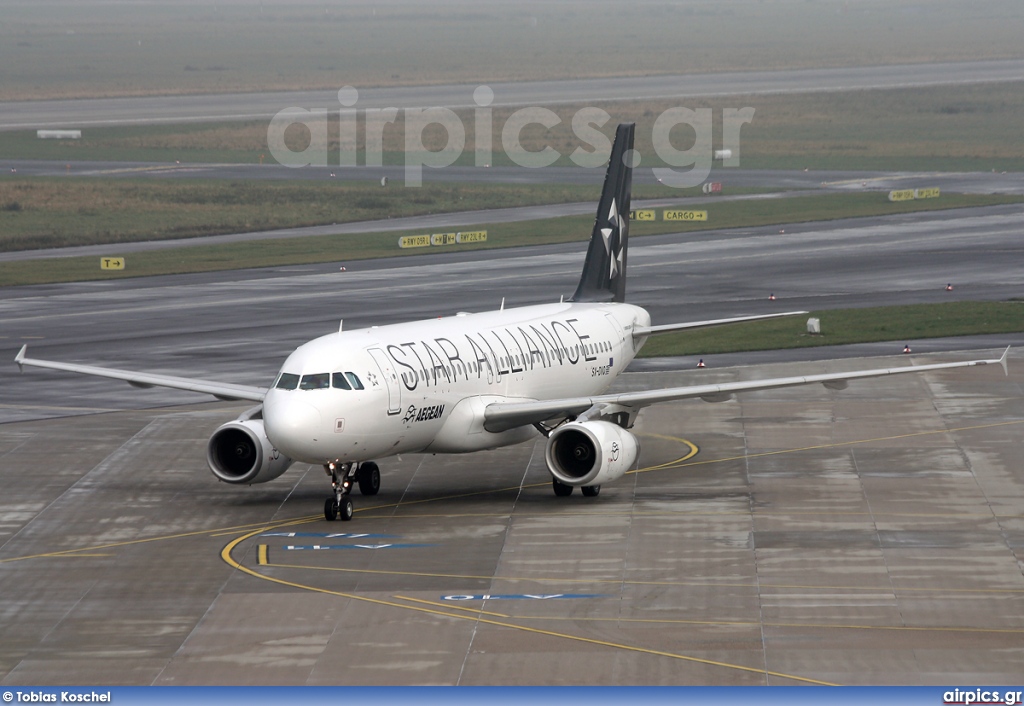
[915,187,940,199]
[664,210,707,222]
[888,189,915,202]
[101,257,124,270]
[431,233,457,246]
[629,210,655,221]
[400,231,487,249]
[398,235,431,248]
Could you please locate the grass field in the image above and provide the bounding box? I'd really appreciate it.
[2,1,1021,101]
[0,178,697,252]
[5,80,1023,174]
[1,191,1020,287]
[638,301,1024,357]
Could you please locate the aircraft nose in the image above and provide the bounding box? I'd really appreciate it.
[263,394,323,460]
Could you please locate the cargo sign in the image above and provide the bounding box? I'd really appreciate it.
[400,231,487,248]
[629,209,656,221]
[100,257,124,270]
[664,210,708,222]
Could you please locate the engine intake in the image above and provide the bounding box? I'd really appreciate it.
[207,408,293,485]
[545,421,638,487]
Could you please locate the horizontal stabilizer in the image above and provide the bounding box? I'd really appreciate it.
[633,311,809,338]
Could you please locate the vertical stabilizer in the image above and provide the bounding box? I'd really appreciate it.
[570,122,635,303]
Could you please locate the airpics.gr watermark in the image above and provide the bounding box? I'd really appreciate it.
[266,85,754,187]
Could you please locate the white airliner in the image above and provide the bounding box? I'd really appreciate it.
[15,123,1009,522]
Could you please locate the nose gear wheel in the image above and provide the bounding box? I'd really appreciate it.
[323,461,380,521]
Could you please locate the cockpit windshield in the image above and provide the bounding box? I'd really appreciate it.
[274,372,300,390]
[299,372,331,390]
[275,371,364,391]
[332,372,365,389]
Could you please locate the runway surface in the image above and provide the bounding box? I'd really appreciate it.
[1,206,1023,684]
[3,59,1024,131]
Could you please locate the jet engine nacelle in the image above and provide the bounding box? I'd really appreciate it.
[545,420,639,487]
[207,412,293,485]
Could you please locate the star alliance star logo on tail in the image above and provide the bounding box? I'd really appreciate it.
[602,198,625,280]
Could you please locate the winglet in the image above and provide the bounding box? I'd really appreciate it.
[15,344,27,372]
[999,345,1010,377]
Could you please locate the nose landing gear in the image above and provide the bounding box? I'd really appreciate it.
[323,461,381,521]
[324,495,354,522]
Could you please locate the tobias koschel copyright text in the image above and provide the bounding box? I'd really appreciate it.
[4,693,111,703]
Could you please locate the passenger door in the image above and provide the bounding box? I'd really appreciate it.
[368,348,402,415]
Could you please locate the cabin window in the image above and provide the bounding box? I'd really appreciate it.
[275,373,300,390]
[332,372,352,390]
[345,372,365,390]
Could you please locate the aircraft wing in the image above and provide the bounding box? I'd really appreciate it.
[483,347,1010,433]
[14,345,267,402]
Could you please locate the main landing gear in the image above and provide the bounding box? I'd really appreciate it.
[324,461,380,521]
[551,479,600,497]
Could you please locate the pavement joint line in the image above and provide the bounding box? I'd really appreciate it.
[220,526,836,686]
[509,614,1024,635]
[668,418,1024,471]
[260,560,1024,595]
[0,515,319,564]
[352,509,1024,520]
